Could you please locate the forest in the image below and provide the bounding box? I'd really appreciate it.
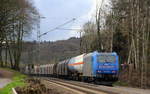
[80,0,150,88]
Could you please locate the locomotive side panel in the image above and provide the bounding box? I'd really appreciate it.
[83,53,93,77]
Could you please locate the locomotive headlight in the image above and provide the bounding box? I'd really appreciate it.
[97,70,102,73]
[112,71,116,73]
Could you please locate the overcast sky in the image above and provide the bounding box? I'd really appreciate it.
[30,0,107,41]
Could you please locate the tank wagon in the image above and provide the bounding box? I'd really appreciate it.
[68,54,85,80]
[25,51,119,83]
[56,59,69,78]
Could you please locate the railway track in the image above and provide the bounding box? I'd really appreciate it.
[43,77,118,94]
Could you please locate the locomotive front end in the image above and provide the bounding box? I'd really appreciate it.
[95,53,119,81]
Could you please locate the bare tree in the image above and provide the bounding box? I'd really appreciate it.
[0,0,39,70]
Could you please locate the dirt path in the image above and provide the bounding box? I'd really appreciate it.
[0,78,12,88]
[0,68,13,88]
[0,68,13,78]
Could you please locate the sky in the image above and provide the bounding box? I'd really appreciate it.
[30,0,108,41]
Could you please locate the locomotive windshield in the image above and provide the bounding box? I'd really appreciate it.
[98,55,116,63]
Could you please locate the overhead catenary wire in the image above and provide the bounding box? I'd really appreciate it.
[39,18,76,37]
[56,28,81,31]
[26,18,78,54]
[26,15,91,56]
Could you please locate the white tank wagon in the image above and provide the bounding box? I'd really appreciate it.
[68,54,85,74]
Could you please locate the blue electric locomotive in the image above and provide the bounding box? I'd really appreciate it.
[83,51,119,81]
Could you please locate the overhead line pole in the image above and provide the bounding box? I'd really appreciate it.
[37,16,45,64]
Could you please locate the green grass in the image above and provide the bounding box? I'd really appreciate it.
[0,68,27,94]
[113,80,129,87]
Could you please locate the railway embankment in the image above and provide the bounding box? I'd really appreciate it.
[15,78,71,94]
[42,77,150,94]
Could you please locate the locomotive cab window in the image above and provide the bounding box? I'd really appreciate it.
[98,55,116,63]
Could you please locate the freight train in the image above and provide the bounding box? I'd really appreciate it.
[25,51,119,83]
